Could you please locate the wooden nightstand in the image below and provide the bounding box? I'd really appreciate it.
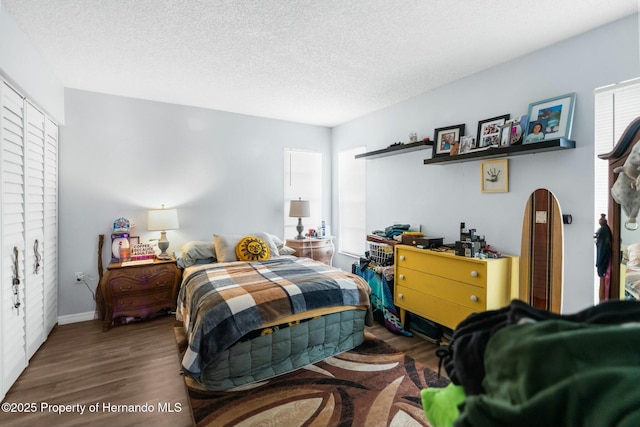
[100,258,182,331]
[285,237,335,265]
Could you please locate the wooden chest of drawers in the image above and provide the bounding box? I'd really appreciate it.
[394,245,518,330]
[285,238,335,265]
[101,259,181,331]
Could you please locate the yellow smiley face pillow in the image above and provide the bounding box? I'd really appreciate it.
[235,236,271,261]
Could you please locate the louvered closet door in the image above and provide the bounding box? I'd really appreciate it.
[0,81,27,398]
[43,118,58,334]
[24,101,46,358]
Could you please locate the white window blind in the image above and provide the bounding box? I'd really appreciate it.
[338,147,366,256]
[594,78,640,224]
[283,149,322,239]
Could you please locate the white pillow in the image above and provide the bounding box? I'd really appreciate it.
[278,245,296,255]
[251,232,281,257]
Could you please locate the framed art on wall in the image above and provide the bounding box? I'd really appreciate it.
[480,159,508,193]
[476,114,510,148]
[433,124,465,157]
[524,93,576,144]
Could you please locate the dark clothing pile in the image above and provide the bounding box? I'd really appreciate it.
[371,223,411,239]
[436,299,640,427]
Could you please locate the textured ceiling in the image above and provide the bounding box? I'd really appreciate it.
[2,0,639,126]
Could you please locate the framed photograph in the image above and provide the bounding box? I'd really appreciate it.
[499,121,513,146]
[129,236,140,246]
[477,114,510,148]
[524,93,576,144]
[433,124,465,157]
[459,136,475,154]
[480,159,508,193]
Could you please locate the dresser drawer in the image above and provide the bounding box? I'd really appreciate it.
[114,263,176,280]
[396,249,487,286]
[396,267,486,311]
[113,290,173,312]
[108,270,176,295]
[395,284,475,330]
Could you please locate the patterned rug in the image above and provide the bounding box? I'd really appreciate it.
[174,325,449,427]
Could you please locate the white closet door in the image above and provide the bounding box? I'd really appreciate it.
[1,81,27,398]
[24,101,46,359]
[43,117,58,334]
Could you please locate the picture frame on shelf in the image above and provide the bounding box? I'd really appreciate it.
[459,136,475,154]
[477,114,510,148]
[480,159,509,193]
[433,124,465,157]
[499,121,513,146]
[510,114,528,145]
[524,93,576,144]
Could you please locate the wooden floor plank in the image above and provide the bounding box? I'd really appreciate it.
[1,315,441,426]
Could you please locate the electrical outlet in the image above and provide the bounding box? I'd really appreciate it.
[75,272,83,282]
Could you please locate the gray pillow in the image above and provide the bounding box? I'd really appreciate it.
[177,241,216,268]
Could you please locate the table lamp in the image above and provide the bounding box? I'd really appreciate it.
[148,204,179,259]
[289,198,310,240]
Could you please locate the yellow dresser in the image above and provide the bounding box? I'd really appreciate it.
[394,245,518,330]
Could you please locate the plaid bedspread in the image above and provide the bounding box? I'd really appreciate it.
[178,257,371,377]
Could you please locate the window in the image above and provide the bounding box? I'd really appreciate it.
[284,149,322,239]
[338,147,366,256]
[593,77,640,301]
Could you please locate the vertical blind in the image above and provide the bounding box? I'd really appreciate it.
[338,146,366,256]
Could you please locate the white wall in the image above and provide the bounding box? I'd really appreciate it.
[59,90,331,317]
[331,14,640,314]
[0,4,65,123]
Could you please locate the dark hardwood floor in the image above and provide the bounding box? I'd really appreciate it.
[0,315,442,427]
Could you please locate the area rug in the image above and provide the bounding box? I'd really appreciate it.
[174,324,449,427]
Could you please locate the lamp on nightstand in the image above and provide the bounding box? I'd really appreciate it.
[289,198,310,240]
[148,204,179,259]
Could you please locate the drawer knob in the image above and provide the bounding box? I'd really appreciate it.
[470,271,478,277]
[398,293,404,299]
[470,295,478,302]
[399,274,405,280]
[399,255,405,261]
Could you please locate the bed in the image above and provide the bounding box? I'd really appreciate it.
[175,237,371,391]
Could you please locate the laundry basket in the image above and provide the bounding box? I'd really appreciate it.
[368,241,394,266]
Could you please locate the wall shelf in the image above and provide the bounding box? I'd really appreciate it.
[423,138,575,164]
[355,140,431,159]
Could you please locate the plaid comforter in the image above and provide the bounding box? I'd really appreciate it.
[178,257,371,377]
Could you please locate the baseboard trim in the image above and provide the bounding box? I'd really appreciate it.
[58,311,97,325]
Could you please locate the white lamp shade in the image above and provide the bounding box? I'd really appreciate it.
[289,199,310,218]
[148,208,179,231]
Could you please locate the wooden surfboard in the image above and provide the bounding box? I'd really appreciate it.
[520,188,563,313]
